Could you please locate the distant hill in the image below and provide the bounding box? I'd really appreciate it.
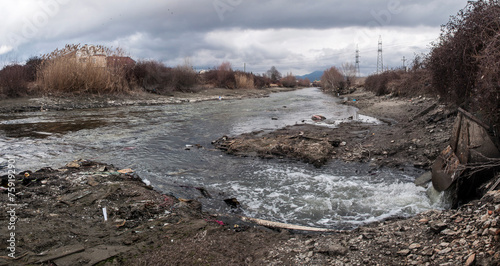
[296,70,323,81]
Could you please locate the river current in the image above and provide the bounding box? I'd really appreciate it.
[0,88,446,229]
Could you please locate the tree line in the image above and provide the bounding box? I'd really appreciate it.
[0,45,310,98]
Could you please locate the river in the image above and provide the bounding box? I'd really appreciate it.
[0,87,446,229]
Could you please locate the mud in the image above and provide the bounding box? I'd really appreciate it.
[0,87,297,113]
[1,160,498,265]
[1,88,499,265]
[214,89,455,170]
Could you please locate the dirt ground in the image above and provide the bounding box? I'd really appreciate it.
[1,88,499,265]
[214,88,454,170]
[0,87,296,113]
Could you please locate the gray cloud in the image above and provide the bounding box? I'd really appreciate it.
[0,0,469,75]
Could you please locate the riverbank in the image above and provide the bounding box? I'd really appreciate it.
[214,88,455,170]
[1,88,499,265]
[0,87,297,113]
[1,160,499,265]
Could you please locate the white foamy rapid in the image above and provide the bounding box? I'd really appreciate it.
[210,164,446,229]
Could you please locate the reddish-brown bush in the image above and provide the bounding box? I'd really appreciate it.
[280,73,297,88]
[297,78,311,87]
[0,64,29,98]
[321,66,345,92]
[428,0,500,131]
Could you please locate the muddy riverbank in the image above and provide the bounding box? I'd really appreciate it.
[214,88,455,170]
[1,161,499,265]
[0,87,297,113]
[1,88,499,265]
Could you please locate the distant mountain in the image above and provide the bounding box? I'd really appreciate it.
[296,70,323,81]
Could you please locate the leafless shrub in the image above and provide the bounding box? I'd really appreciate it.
[297,78,311,87]
[253,74,271,89]
[320,66,344,92]
[341,62,357,88]
[280,73,297,88]
[428,0,500,131]
[0,64,29,98]
[365,71,401,96]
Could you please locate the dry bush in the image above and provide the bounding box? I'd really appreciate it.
[280,73,297,88]
[171,65,199,92]
[253,74,271,89]
[321,66,344,91]
[25,56,43,82]
[235,72,255,89]
[428,0,500,131]
[0,64,29,98]
[297,78,311,87]
[202,62,236,89]
[475,33,500,132]
[364,71,402,96]
[387,70,433,97]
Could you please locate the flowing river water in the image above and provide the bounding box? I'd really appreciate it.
[0,88,446,229]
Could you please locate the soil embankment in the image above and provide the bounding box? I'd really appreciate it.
[0,87,296,113]
[1,160,499,265]
[1,88,499,265]
[214,89,455,170]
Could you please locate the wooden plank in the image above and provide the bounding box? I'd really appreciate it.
[239,216,335,232]
[458,107,490,131]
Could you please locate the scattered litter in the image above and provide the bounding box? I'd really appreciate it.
[311,115,326,121]
[114,219,126,228]
[205,219,224,226]
[117,168,134,174]
[178,198,192,202]
[142,179,151,186]
[102,207,108,221]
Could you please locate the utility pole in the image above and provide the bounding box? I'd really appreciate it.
[377,36,383,74]
[355,45,360,77]
[402,56,407,71]
[244,63,246,73]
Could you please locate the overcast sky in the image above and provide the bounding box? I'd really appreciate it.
[0,0,468,76]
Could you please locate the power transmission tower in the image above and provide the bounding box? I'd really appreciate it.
[377,36,383,74]
[355,45,360,77]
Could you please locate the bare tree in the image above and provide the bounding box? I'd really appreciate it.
[341,62,357,88]
[266,66,282,83]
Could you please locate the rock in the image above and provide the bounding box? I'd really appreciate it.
[438,247,452,254]
[224,198,241,209]
[465,253,475,266]
[409,243,421,249]
[429,222,447,233]
[316,244,348,256]
[397,249,410,256]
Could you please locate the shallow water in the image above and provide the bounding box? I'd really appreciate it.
[0,88,446,229]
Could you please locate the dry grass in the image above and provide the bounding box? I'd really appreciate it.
[235,73,255,89]
[37,57,129,95]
